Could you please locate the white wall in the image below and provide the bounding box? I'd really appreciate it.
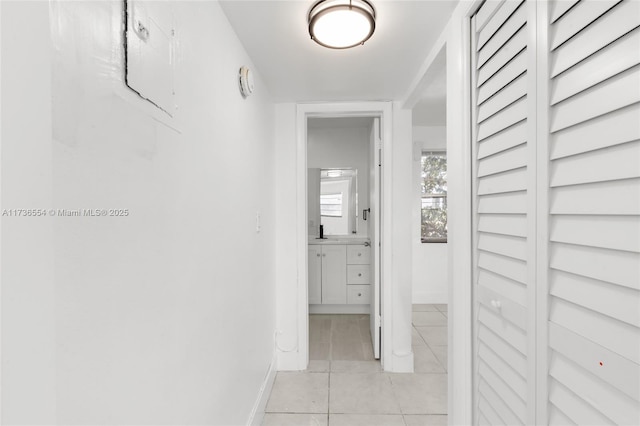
[390,104,415,372]
[412,126,448,304]
[273,103,301,370]
[1,1,276,424]
[308,125,370,237]
[1,2,56,423]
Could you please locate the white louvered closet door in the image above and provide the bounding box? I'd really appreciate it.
[470,0,640,424]
[471,1,536,425]
[546,0,640,424]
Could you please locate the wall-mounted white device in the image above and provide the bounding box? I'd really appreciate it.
[238,66,254,98]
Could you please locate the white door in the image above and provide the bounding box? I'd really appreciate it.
[321,245,347,304]
[369,118,381,359]
[471,1,535,424]
[544,1,640,424]
[468,0,640,424]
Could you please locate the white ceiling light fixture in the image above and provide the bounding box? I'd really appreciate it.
[308,0,376,49]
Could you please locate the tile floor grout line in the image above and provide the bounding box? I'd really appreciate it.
[329,318,334,362]
[327,365,331,417]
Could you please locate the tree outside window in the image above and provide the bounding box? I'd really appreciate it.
[421,152,447,243]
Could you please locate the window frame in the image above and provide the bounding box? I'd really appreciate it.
[420,150,448,244]
[320,192,343,217]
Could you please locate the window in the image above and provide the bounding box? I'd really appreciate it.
[421,152,447,243]
[320,193,343,217]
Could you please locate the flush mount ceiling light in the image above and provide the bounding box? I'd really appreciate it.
[308,0,376,49]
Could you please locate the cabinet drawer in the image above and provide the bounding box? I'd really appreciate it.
[347,265,370,284]
[347,285,370,304]
[347,245,370,264]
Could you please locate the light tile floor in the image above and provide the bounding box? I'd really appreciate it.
[263,304,448,426]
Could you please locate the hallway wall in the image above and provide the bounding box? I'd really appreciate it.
[1,1,276,424]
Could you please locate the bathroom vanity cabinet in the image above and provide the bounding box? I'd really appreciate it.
[308,240,370,312]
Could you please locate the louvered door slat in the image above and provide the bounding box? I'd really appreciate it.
[478,250,527,284]
[550,103,640,160]
[549,0,621,50]
[550,296,640,363]
[478,395,507,426]
[550,270,640,327]
[478,343,527,398]
[548,377,616,425]
[549,0,579,24]
[550,352,640,425]
[548,403,577,426]
[478,51,527,104]
[550,0,640,77]
[478,214,527,237]
[477,97,528,141]
[478,269,527,306]
[550,178,640,215]
[478,28,527,86]
[478,74,527,123]
[477,191,527,214]
[550,215,640,253]
[478,362,527,423]
[477,167,527,195]
[478,378,524,425]
[478,304,527,355]
[478,232,527,260]
[476,0,507,32]
[478,325,528,376]
[550,140,640,186]
[477,120,527,158]
[550,66,640,133]
[551,27,640,105]
[478,285,527,329]
[550,322,640,400]
[550,243,640,290]
[477,143,527,176]
[478,0,525,49]
[478,3,527,68]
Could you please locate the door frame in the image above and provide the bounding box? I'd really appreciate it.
[402,0,482,423]
[296,102,393,370]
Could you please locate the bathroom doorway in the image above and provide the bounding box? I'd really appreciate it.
[306,116,381,362]
[295,102,392,370]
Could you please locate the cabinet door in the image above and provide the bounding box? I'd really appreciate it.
[308,246,322,305]
[321,245,347,304]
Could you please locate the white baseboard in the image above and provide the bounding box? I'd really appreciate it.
[387,350,415,373]
[412,290,447,304]
[277,350,304,371]
[247,352,278,426]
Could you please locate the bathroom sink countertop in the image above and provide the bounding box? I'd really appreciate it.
[308,237,370,245]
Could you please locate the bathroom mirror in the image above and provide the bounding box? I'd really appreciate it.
[308,168,358,236]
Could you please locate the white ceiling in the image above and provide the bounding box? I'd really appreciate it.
[220,0,459,102]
